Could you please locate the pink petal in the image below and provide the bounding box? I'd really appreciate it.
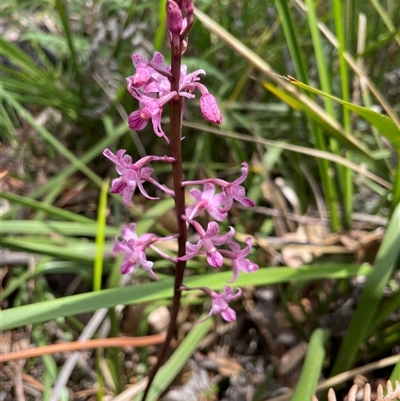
[128,110,149,131]
[221,307,237,322]
[207,250,224,268]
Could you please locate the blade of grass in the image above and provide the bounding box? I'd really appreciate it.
[284,76,400,152]
[304,0,351,229]
[390,358,400,383]
[390,160,400,216]
[183,120,393,191]
[290,328,329,401]
[134,315,213,401]
[273,0,318,215]
[370,0,400,47]
[0,237,111,264]
[0,192,95,224]
[1,263,372,330]
[54,0,82,94]
[194,8,382,165]
[0,221,119,237]
[333,0,353,229]
[93,179,109,292]
[331,203,400,375]
[154,0,167,51]
[293,0,399,126]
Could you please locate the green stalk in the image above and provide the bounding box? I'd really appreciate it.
[275,0,340,231]
[333,0,353,229]
[304,0,347,230]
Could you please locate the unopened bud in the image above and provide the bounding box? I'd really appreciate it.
[182,0,194,16]
[200,93,223,124]
[166,0,183,34]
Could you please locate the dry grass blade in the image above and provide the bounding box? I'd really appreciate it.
[181,120,393,190]
[193,8,376,157]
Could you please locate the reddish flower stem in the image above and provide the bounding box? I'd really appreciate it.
[141,30,187,401]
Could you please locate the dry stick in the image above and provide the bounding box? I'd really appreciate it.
[0,335,166,363]
[141,25,188,401]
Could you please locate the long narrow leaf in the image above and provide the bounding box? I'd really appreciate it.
[134,316,213,401]
[290,328,329,401]
[331,203,400,375]
[1,264,372,331]
[93,179,109,292]
[285,76,400,152]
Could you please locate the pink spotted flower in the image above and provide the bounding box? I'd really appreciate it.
[113,223,178,280]
[220,238,259,282]
[179,219,235,268]
[183,162,255,212]
[209,286,242,322]
[103,148,175,207]
[127,91,178,143]
[181,285,242,322]
[185,183,227,221]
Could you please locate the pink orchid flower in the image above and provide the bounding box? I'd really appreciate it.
[103,148,175,206]
[221,238,259,282]
[183,162,255,212]
[113,223,178,280]
[185,183,227,221]
[179,220,235,268]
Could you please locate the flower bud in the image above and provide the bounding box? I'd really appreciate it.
[166,0,183,34]
[182,0,194,17]
[200,93,223,124]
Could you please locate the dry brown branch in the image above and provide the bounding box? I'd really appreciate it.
[0,335,166,363]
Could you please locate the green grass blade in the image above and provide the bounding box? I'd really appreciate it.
[290,328,329,401]
[134,316,213,401]
[390,359,400,383]
[154,0,167,51]
[274,0,308,82]
[0,192,95,224]
[293,0,399,126]
[54,0,82,91]
[1,264,372,330]
[390,160,400,216]
[331,203,400,375]
[370,0,400,47]
[286,76,400,152]
[0,220,120,237]
[303,0,335,117]
[333,0,353,229]
[0,237,109,264]
[93,179,109,292]
[304,0,349,229]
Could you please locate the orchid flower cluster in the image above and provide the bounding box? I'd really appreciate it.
[104,0,258,324]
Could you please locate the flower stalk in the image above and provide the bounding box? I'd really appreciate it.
[103,1,258,399]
